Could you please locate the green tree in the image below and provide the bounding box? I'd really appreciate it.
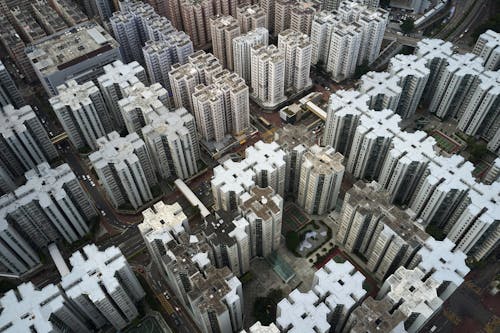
[473,13,500,41]
[400,18,415,34]
[469,143,488,162]
[354,61,370,79]
[253,289,283,325]
[285,231,300,252]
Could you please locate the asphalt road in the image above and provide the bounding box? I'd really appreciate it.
[144,263,201,333]
[435,0,488,40]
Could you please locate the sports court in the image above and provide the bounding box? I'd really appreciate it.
[473,160,490,179]
[431,130,462,154]
[282,204,310,233]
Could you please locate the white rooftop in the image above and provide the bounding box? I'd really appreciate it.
[245,141,286,176]
[0,163,78,228]
[383,267,443,319]
[0,105,40,139]
[247,321,280,333]
[360,71,402,100]
[119,82,168,119]
[139,201,188,244]
[50,80,100,112]
[0,282,64,333]
[276,289,330,333]
[389,54,430,79]
[89,131,145,170]
[417,238,470,286]
[212,159,255,196]
[313,260,366,311]
[415,38,454,60]
[61,244,130,303]
[98,60,145,88]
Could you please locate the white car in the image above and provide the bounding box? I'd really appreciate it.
[100,210,106,217]
[90,181,95,187]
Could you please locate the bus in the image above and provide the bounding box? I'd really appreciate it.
[258,116,272,129]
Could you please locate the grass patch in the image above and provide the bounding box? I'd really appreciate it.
[240,271,254,285]
[333,255,345,263]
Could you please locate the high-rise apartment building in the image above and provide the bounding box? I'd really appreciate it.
[0,216,40,275]
[473,29,500,71]
[89,131,158,210]
[188,266,244,333]
[290,1,318,35]
[240,186,283,258]
[0,61,24,108]
[210,15,241,71]
[388,54,430,119]
[336,181,429,281]
[169,50,223,111]
[192,70,250,142]
[0,163,96,249]
[310,3,388,80]
[427,53,484,120]
[250,45,286,108]
[210,16,241,70]
[0,105,57,182]
[415,238,469,301]
[118,82,169,134]
[415,38,454,104]
[245,141,287,198]
[297,145,344,215]
[274,124,315,197]
[344,297,406,333]
[457,71,500,139]
[26,22,121,96]
[378,131,435,205]
[260,0,275,34]
[212,159,255,214]
[50,80,113,150]
[377,267,443,333]
[359,71,402,111]
[278,29,312,92]
[274,0,320,36]
[142,107,199,180]
[312,261,367,333]
[0,281,92,332]
[61,244,145,331]
[310,11,338,65]
[236,4,266,33]
[346,109,400,180]
[97,60,148,132]
[139,201,189,278]
[327,23,363,82]
[180,0,214,49]
[142,32,194,91]
[204,212,251,277]
[322,90,369,156]
[276,289,331,333]
[345,108,396,178]
[245,322,280,333]
[233,28,269,84]
[144,13,176,41]
[110,12,143,64]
